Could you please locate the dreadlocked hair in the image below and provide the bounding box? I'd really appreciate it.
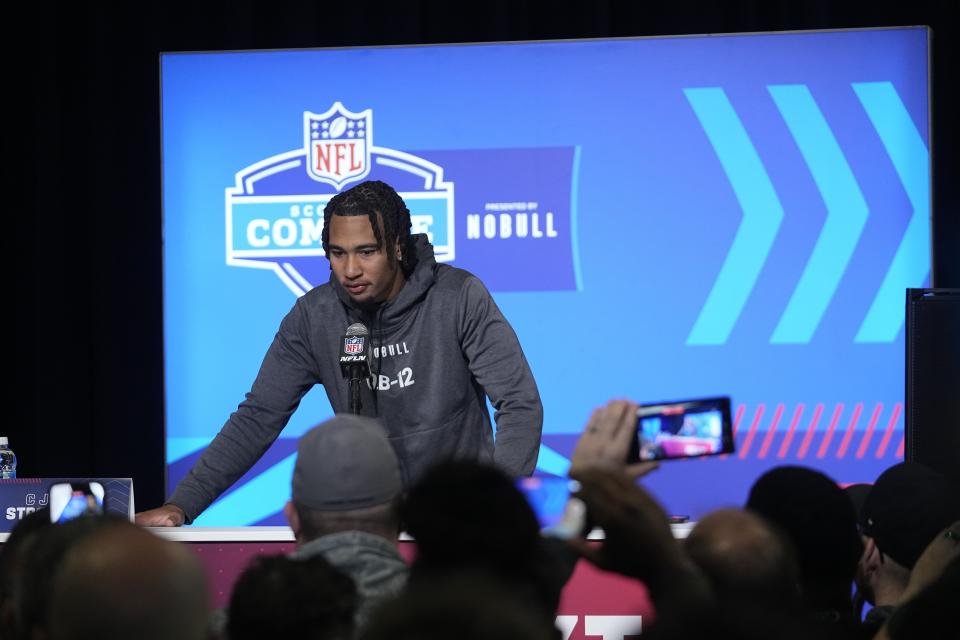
[322,180,416,276]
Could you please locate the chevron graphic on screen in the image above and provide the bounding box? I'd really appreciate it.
[852,82,932,342]
[685,82,930,345]
[684,87,784,346]
[225,104,578,295]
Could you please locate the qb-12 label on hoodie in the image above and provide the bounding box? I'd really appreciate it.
[226,103,579,296]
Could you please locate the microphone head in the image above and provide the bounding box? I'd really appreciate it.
[340,323,372,379]
[345,322,369,337]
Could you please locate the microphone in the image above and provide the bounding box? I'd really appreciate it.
[339,323,371,414]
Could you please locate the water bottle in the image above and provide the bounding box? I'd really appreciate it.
[0,437,16,479]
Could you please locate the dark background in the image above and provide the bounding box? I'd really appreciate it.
[9,1,956,510]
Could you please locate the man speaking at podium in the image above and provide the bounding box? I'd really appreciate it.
[137,181,543,526]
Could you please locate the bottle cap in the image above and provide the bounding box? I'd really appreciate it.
[0,437,7,446]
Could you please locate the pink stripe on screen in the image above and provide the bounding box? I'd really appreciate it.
[738,405,766,459]
[875,403,902,458]
[757,403,785,459]
[797,403,824,459]
[855,403,884,459]
[777,404,805,459]
[835,403,864,459]
[816,403,845,459]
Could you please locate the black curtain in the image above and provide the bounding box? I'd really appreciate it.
[10,1,957,510]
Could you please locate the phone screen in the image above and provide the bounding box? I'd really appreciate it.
[515,476,589,539]
[515,476,577,529]
[49,482,105,523]
[632,397,734,462]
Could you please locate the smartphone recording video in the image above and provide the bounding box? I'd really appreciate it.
[629,396,734,462]
[516,476,577,529]
[515,476,589,539]
[49,482,105,523]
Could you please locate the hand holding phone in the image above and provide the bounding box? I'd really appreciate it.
[570,400,661,479]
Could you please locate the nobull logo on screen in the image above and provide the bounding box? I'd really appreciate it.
[225,104,579,296]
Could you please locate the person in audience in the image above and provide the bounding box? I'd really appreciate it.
[46,519,209,640]
[852,462,960,636]
[570,402,870,638]
[362,400,652,639]
[684,508,804,638]
[876,521,960,640]
[360,573,558,640]
[227,553,356,640]
[685,508,800,611]
[0,508,53,639]
[283,414,408,631]
[563,400,715,637]
[746,466,862,636]
[401,459,573,630]
[569,466,716,638]
[12,514,123,640]
[844,483,872,522]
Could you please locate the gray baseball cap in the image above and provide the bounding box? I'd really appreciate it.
[292,414,402,511]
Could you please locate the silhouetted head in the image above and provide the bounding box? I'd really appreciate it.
[228,553,356,640]
[860,462,960,570]
[402,460,560,622]
[14,514,123,639]
[360,572,557,640]
[686,508,800,612]
[0,508,53,634]
[48,520,209,640]
[746,466,862,617]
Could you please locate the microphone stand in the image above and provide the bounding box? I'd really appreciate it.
[349,371,362,415]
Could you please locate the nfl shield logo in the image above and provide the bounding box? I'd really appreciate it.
[304,102,373,189]
[344,336,364,354]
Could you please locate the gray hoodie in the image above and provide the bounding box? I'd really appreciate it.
[169,236,543,522]
[291,531,408,633]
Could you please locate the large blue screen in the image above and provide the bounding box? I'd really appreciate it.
[162,28,930,526]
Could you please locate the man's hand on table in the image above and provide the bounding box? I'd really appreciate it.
[135,504,186,527]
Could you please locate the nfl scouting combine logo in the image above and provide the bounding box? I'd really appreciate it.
[225,102,455,296]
